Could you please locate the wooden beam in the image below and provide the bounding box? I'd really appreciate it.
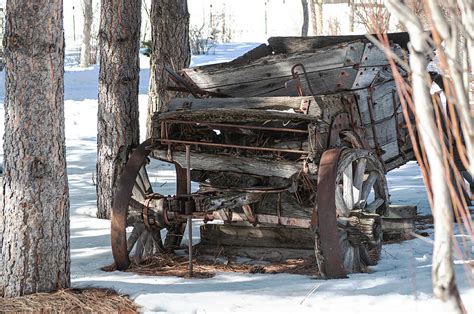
[268,32,411,54]
[168,96,321,117]
[152,149,317,178]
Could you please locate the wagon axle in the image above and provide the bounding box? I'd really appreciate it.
[131,193,214,229]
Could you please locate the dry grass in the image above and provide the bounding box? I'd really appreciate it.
[0,288,139,313]
[102,252,319,278]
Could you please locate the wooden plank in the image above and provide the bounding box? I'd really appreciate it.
[183,42,357,89]
[359,42,405,67]
[384,150,415,172]
[168,96,322,117]
[152,149,317,178]
[353,158,366,204]
[356,80,400,124]
[343,164,354,210]
[199,224,314,249]
[365,198,384,213]
[189,66,358,97]
[159,108,321,123]
[197,244,315,262]
[380,141,401,162]
[365,118,399,147]
[384,205,417,219]
[267,32,410,54]
[228,43,273,65]
[381,218,414,241]
[254,192,314,220]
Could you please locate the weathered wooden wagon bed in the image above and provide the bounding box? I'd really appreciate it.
[111,33,416,279]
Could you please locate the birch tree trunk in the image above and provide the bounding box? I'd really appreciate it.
[309,0,317,35]
[309,0,323,35]
[1,0,70,297]
[348,0,355,33]
[146,0,190,138]
[80,0,93,67]
[96,0,141,219]
[301,0,309,36]
[386,1,465,312]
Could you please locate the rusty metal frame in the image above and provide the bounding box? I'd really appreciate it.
[158,119,311,155]
[159,138,309,154]
[164,120,309,134]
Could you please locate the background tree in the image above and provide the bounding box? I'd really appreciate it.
[309,0,323,35]
[301,0,309,36]
[80,0,93,67]
[348,0,355,33]
[146,0,190,138]
[355,0,391,34]
[1,0,70,296]
[96,0,141,219]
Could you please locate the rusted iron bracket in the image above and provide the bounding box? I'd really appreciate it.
[312,148,347,279]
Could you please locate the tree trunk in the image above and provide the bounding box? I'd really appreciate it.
[97,0,141,219]
[309,0,317,35]
[80,0,93,67]
[386,1,465,312]
[309,0,323,35]
[146,0,190,138]
[348,0,355,33]
[301,0,309,36]
[1,0,70,297]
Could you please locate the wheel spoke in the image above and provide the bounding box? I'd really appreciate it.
[136,164,152,198]
[128,197,144,212]
[127,223,145,254]
[365,198,384,213]
[336,185,350,216]
[151,229,165,252]
[143,233,154,256]
[132,183,145,202]
[134,229,148,258]
[343,163,354,210]
[353,158,367,206]
[139,166,153,194]
[360,171,378,207]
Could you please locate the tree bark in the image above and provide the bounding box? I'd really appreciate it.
[1,0,70,297]
[301,0,309,36]
[80,0,93,67]
[146,0,190,138]
[97,0,141,219]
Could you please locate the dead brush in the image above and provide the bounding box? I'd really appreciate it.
[0,288,139,313]
[102,251,319,278]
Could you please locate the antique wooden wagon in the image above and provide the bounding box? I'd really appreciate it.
[111,33,415,279]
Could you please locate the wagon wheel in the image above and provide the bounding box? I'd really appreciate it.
[314,148,388,278]
[111,140,187,270]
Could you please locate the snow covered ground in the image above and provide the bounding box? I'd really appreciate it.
[0,43,473,313]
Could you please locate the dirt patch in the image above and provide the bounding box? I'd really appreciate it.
[102,252,319,278]
[0,288,139,313]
